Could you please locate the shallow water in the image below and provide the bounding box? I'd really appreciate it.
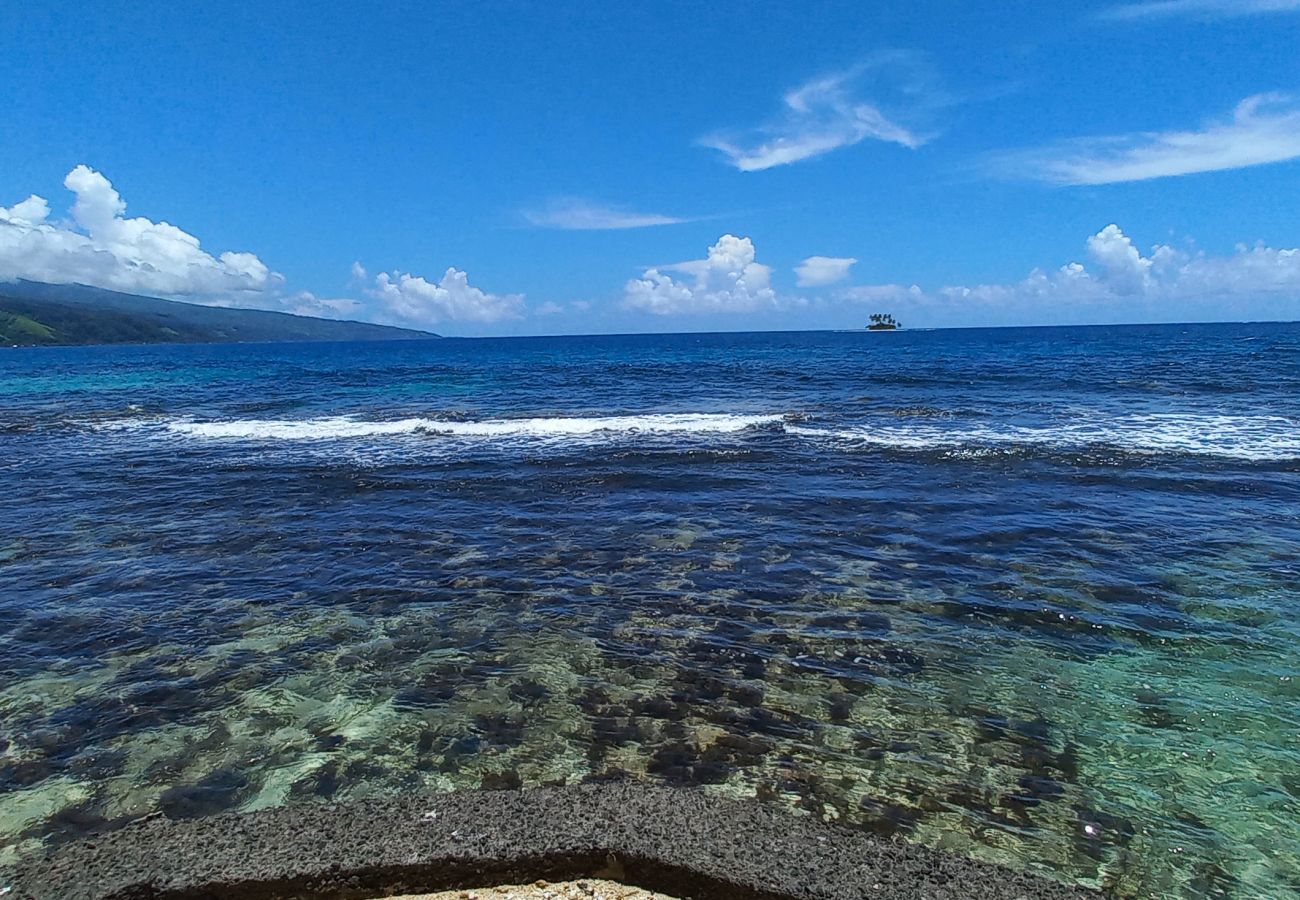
[1,325,1298,898]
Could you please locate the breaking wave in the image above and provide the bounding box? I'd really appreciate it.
[786,413,1300,462]
[109,410,1300,461]
[164,413,785,441]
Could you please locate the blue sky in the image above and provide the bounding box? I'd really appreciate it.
[2,0,1299,334]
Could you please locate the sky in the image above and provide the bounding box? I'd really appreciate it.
[1,0,1299,335]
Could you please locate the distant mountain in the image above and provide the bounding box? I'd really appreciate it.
[0,281,437,346]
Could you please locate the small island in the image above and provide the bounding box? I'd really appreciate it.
[867,313,900,331]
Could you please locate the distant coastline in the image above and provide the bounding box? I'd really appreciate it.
[0,280,437,347]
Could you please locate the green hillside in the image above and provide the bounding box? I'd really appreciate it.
[0,310,59,345]
[0,281,437,347]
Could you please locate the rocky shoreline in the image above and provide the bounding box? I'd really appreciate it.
[8,782,1100,899]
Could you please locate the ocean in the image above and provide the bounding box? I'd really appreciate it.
[1,324,1297,898]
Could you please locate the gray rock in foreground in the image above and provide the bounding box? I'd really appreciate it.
[9,783,1102,899]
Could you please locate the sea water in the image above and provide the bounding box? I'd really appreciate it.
[1,324,1297,898]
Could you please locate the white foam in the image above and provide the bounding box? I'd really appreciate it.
[167,413,783,442]
[172,416,429,440]
[788,413,1300,461]
[147,410,1299,461]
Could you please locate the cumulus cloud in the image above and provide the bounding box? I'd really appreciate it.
[523,198,689,230]
[997,94,1300,184]
[0,165,278,297]
[624,234,776,315]
[838,224,1300,311]
[1085,224,1155,294]
[1101,0,1300,19]
[796,255,857,287]
[0,165,530,331]
[701,57,936,171]
[366,267,524,326]
[0,195,51,226]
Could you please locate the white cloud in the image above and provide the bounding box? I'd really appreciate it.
[0,195,51,226]
[624,234,776,315]
[999,94,1300,184]
[1085,224,1153,294]
[838,224,1300,311]
[367,267,524,325]
[0,165,279,297]
[523,198,688,230]
[531,300,593,317]
[795,255,858,287]
[1,165,531,332]
[836,283,926,304]
[701,58,934,172]
[282,291,364,320]
[1101,0,1300,20]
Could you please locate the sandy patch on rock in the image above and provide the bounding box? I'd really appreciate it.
[382,879,679,899]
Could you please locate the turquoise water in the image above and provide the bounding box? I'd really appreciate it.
[1,325,1297,897]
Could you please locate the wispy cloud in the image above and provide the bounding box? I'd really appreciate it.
[523,197,688,230]
[1100,0,1300,20]
[993,93,1300,184]
[700,55,939,172]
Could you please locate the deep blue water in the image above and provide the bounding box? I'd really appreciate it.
[1,324,1298,898]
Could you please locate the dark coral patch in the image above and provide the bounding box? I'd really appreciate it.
[474,712,526,746]
[158,768,250,819]
[507,678,550,705]
[480,770,523,791]
[859,796,923,837]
